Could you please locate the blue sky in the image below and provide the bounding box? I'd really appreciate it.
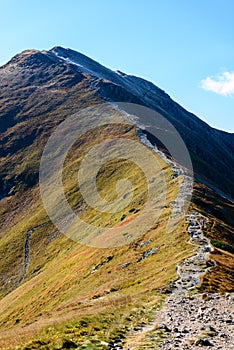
[1,0,233,132]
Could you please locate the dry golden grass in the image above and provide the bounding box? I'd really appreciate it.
[0,125,194,348]
[0,105,233,349]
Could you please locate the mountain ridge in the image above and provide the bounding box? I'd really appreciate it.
[0,47,233,349]
[2,45,233,136]
[1,46,233,199]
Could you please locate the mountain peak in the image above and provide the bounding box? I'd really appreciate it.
[0,46,233,197]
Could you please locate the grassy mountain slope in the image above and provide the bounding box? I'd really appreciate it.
[0,48,233,349]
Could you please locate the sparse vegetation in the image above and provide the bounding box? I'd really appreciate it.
[210,239,234,254]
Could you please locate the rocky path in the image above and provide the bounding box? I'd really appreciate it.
[119,124,233,349]
[174,212,214,294]
[122,212,217,350]
[158,293,234,350]
[155,212,232,350]
[122,211,233,350]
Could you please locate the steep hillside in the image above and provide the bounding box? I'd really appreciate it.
[50,46,234,199]
[0,48,233,349]
[1,47,234,200]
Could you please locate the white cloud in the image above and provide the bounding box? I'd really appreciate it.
[201,71,234,96]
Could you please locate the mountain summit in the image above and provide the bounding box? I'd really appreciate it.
[1,46,233,199]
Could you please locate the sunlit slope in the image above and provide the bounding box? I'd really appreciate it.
[0,120,233,349]
[0,119,192,349]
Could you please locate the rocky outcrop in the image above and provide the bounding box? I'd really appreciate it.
[16,222,49,287]
[91,256,113,273]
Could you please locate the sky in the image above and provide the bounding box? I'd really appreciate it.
[0,0,233,132]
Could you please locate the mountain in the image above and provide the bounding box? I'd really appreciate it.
[0,47,233,349]
[1,47,233,200]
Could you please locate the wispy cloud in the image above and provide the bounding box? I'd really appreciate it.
[201,71,234,96]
